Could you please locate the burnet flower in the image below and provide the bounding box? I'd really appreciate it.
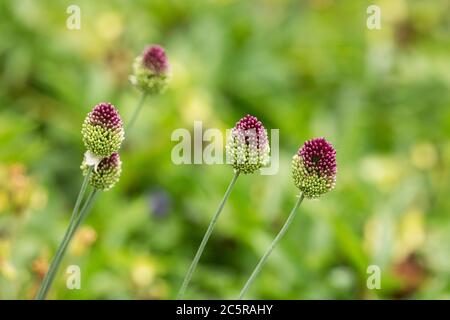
[81,102,124,165]
[130,44,170,95]
[80,152,122,191]
[177,115,271,299]
[239,138,336,299]
[292,137,337,199]
[226,115,270,174]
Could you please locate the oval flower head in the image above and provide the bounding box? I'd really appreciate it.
[81,152,122,191]
[81,102,124,162]
[130,45,170,95]
[292,137,336,199]
[226,115,270,174]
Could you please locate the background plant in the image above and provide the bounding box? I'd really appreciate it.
[0,0,449,299]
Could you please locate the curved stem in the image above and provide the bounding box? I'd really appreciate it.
[35,187,98,300]
[238,193,305,300]
[126,92,148,131]
[177,171,240,300]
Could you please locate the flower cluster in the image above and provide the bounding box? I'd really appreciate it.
[226,115,270,174]
[81,153,122,191]
[81,103,124,158]
[292,137,336,198]
[81,103,124,191]
[130,45,170,95]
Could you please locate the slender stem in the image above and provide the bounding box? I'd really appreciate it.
[70,189,99,234]
[238,193,305,300]
[74,166,93,219]
[35,188,99,300]
[177,171,240,300]
[35,167,92,300]
[36,86,142,299]
[126,92,148,131]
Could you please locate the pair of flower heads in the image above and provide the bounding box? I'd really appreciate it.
[178,116,337,299]
[80,45,171,190]
[228,115,337,198]
[36,44,174,300]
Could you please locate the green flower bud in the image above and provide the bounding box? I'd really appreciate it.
[226,115,270,174]
[81,103,124,158]
[81,153,122,191]
[130,45,170,95]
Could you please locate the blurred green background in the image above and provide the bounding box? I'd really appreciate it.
[1,0,449,299]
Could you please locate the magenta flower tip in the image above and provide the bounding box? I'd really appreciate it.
[142,45,169,74]
[89,102,123,130]
[298,137,337,177]
[235,114,263,131]
[226,114,270,174]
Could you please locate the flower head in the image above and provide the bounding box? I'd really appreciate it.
[226,115,270,174]
[81,152,122,191]
[81,103,124,158]
[292,137,337,198]
[130,44,170,95]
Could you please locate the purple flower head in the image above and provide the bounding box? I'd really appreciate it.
[142,45,169,74]
[89,102,123,130]
[131,45,170,94]
[82,102,124,158]
[292,137,337,199]
[81,152,122,191]
[226,114,270,174]
[298,137,337,178]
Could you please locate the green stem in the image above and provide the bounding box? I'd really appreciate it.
[36,86,143,299]
[35,167,92,300]
[35,186,98,300]
[177,171,240,300]
[126,92,148,131]
[74,166,93,219]
[238,193,305,300]
[71,189,99,234]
